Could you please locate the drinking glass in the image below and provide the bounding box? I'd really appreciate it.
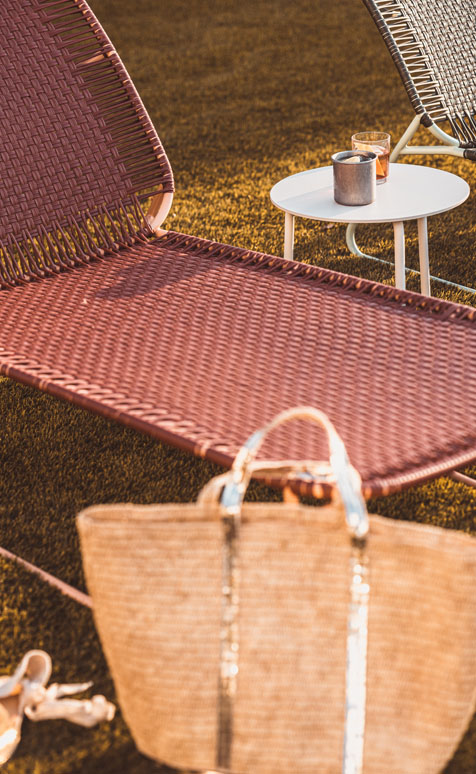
[351,131,390,184]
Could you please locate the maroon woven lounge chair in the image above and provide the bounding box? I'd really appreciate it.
[0,0,475,500]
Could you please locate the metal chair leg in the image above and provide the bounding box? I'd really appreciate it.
[451,470,476,488]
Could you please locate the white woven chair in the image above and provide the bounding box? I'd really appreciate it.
[347,0,476,294]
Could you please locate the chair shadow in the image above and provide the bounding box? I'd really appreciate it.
[95,248,224,301]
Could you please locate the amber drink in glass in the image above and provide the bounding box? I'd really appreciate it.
[351,131,390,184]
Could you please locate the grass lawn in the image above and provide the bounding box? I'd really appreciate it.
[1,0,476,771]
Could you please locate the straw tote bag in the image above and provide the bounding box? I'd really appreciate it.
[78,407,476,774]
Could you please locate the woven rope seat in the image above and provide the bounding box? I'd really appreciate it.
[362,0,476,152]
[0,0,476,499]
[348,1,476,296]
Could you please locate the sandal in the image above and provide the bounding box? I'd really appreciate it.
[0,650,115,766]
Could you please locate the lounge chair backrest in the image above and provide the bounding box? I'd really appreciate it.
[361,0,476,145]
[0,0,173,286]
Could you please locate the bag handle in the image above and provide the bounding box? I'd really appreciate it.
[199,406,369,539]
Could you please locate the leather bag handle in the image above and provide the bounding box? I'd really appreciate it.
[198,406,369,539]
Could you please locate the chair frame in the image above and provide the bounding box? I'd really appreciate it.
[147,191,174,235]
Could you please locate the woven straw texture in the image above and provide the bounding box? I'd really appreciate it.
[362,0,476,140]
[78,499,476,774]
[0,0,173,246]
[0,232,475,497]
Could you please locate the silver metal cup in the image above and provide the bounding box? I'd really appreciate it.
[332,150,377,206]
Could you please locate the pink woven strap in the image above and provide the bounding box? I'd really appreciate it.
[0,0,173,282]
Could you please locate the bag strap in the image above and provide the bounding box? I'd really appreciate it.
[198,406,368,539]
[208,408,370,774]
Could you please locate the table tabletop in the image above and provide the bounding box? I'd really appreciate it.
[270,163,470,224]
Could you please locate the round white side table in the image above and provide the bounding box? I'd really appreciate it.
[270,163,470,295]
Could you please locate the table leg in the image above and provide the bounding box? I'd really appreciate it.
[393,221,406,290]
[417,217,431,296]
[284,212,295,260]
